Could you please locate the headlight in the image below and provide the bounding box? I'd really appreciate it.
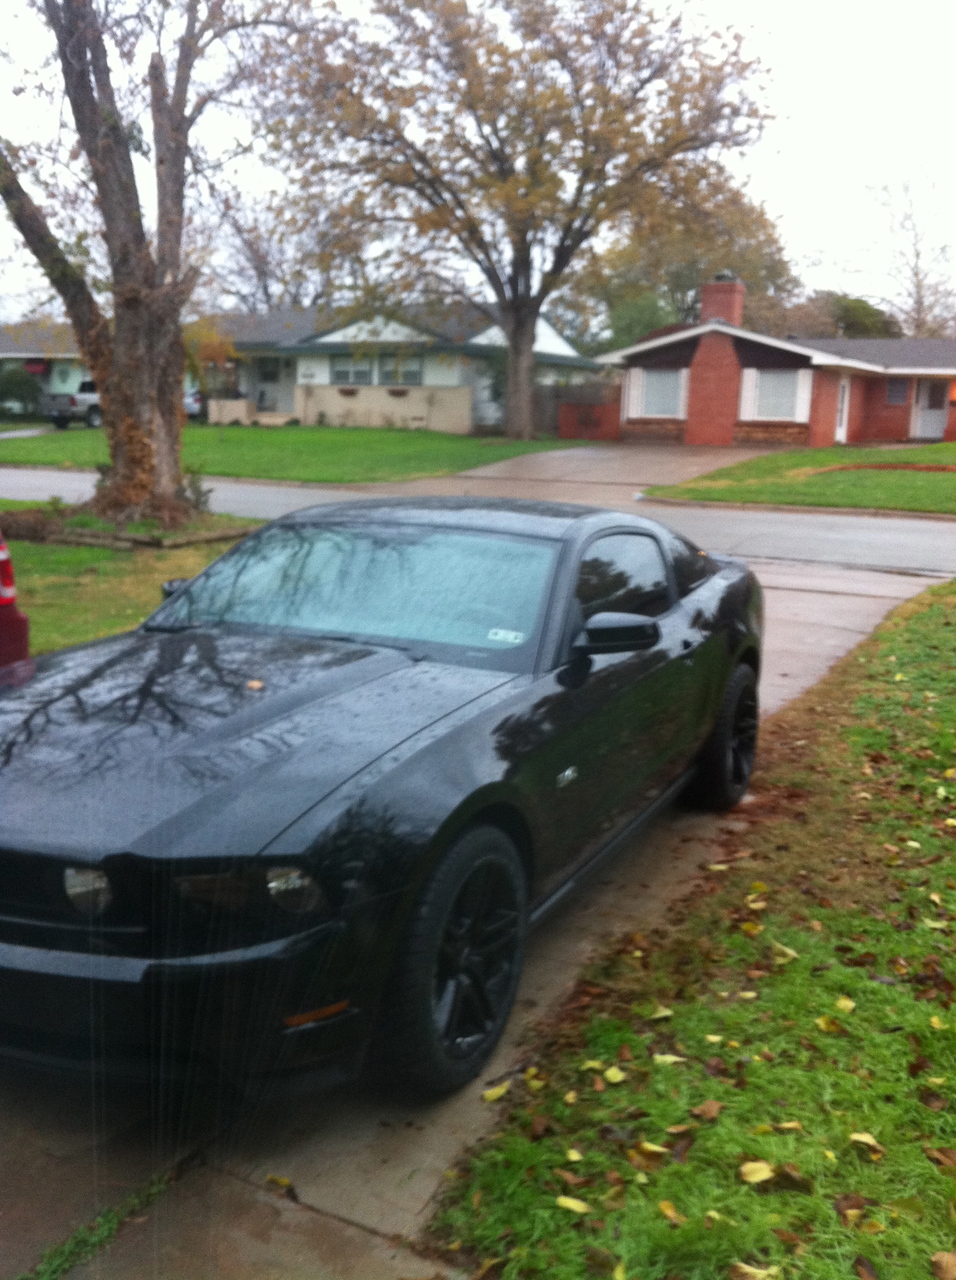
[64,867,113,916]
[265,865,325,914]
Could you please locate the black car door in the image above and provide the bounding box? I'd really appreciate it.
[518,531,694,895]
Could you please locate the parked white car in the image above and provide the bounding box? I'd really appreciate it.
[42,383,204,429]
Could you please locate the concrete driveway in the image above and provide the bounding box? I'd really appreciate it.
[0,444,951,1278]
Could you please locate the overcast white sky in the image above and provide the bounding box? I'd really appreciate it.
[0,0,953,319]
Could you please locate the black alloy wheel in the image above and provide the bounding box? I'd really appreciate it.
[687,662,759,811]
[379,826,527,1094]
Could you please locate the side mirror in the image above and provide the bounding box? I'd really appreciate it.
[161,578,190,600]
[573,611,660,655]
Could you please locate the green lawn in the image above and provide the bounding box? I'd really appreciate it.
[9,540,229,653]
[647,442,956,515]
[0,425,577,485]
[434,580,956,1279]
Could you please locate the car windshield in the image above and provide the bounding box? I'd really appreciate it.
[145,521,561,672]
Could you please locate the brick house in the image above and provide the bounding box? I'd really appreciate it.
[592,279,956,447]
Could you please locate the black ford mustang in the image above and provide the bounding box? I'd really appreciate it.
[0,499,761,1094]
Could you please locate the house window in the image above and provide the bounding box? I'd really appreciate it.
[331,355,373,385]
[378,354,423,386]
[886,378,908,405]
[622,367,688,419]
[739,368,812,422]
[756,370,797,419]
[258,357,281,384]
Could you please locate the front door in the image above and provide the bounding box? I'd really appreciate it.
[835,377,850,443]
[913,380,949,440]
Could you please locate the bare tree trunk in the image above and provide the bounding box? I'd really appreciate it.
[503,311,537,440]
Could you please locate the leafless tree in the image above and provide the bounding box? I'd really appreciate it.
[0,0,305,522]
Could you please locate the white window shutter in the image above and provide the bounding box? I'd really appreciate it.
[795,368,813,423]
[738,368,758,421]
[678,368,689,419]
[623,367,643,420]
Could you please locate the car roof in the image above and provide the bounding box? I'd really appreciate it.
[279,496,666,540]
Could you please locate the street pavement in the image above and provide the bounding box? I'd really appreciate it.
[0,444,951,1278]
[1,444,954,574]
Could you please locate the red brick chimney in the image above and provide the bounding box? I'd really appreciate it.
[699,273,745,327]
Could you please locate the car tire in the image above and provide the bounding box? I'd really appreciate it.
[380,826,527,1095]
[686,663,758,812]
[52,417,69,430]
[86,407,103,429]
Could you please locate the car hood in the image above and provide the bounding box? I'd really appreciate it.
[0,629,515,861]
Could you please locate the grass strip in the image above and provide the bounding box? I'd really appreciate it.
[15,1175,169,1280]
[646,443,956,515]
[9,540,229,653]
[0,425,577,484]
[433,580,956,1279]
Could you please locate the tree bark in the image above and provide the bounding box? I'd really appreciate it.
[502,310,538,440]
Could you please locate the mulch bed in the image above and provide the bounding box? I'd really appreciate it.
[0,506,251,551]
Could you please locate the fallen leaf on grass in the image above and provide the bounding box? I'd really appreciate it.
[671,1134,696,1163]
[556,1195,591,1213]
[774,1163,813,1193]
[775,1120,803,1132]
[653,1054,685,1065]
[563,1090,578,1105]
[603,1066,627,1084]
[834,1194,875,1226]
[931,1252,956,1280]
[850,1132,886,1156]
[740,1160,775,1184]
[772,1229,805,1254]
[482,1082,510,1102]
[771,941,799,965]
[885,1196,924,1220]
[530,1113,553,1140]
[740,922,765,937]
[853,1258,879,1280]
[649,1004,673,1020]
[923,919,949,931]
[835,996,856,1013]
[555,1168,587,1188]
[566,1148,583,1162]
[705,1034,724,1044]
[815,1015,846,1034]
[919,1089,948,1111]
[925,1147,956,1171]
[691,1099,724,1121]
[728,1264,780,1278]
[658,1199,686,1225]
[930,1016,950,1030]
[580,1059,604,1071]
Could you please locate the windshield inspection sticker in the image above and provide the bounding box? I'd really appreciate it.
[488,628,525,645]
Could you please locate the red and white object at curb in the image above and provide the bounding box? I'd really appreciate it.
[0,538,29,667]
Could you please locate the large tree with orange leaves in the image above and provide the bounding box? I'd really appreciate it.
[268,0,764,438]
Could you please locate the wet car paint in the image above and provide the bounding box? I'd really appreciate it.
[0,499,762,1081]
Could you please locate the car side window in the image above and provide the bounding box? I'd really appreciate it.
[575,533,672,620]
[666,532,713,597]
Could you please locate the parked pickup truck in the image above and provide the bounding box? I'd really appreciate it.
[42,383,203,429]
[42,380,102,430]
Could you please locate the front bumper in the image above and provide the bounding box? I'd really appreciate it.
[0,920,367,1081]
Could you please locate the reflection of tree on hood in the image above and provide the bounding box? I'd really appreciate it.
[0,631,253,775]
